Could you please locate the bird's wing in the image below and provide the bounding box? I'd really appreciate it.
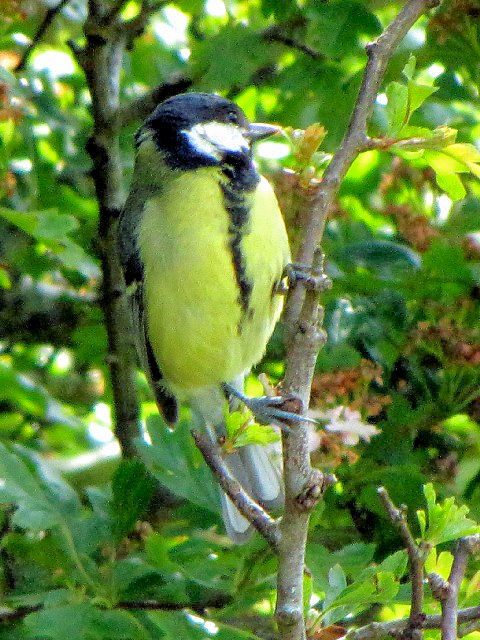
[118,197,178,425]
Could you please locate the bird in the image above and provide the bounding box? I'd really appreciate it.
[118,92,291,542]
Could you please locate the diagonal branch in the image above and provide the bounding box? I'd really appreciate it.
[192,430,280,550]
[378,487,428,640]
[275,1,440,639]
[15,0,71,71]
[345,605,480,640]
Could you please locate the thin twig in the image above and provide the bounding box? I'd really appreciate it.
[15,0,71,71]
[344,605,480,640]
[0,595,231,624]
[275,1,440,639]
[362,135,451,151]
[441,535,480,640]
[377,487,426,639]
[191,430,280,550]
[263,26,323,60]
[118,594,232,612]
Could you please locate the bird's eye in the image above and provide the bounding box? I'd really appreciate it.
[226,111,239,123]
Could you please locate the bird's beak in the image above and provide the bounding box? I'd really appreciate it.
[246,122,282,141]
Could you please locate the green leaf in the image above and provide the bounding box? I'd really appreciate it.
[0,207,99,277]
[110,459,155,541]
[0,207,78,238]
[378,550,408,577]
[307,2,381,57]
[434,170,466,200]
[408,83,438,115]
[191,26,272,91]
[0,443,72,531]
[421,483,480,545]
[386,82,409,134]
[303,571,313,618]
[326,564,347,603]
[261,0,298,18]
[24,604,153,640]
[233,422,280,448]
[403,54,416,81]
[444,198,480,234]
[137,415,220,514]
[224,409,248,438]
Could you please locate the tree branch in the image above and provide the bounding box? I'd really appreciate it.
[0,594,231,624]
[15,0,71,71]
[275,1,440,638]
[344,605,480,640]
[378,487,428,640]
[262,26,323,60]
[69,5,142,458]
[191,430,280,550]
[440,535,480,640]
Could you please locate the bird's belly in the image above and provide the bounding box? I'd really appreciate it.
[139,171,284,391]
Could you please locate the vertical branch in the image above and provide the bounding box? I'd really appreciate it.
[275,1,440,638]
[69,5,143,457]
[441,536,480,640]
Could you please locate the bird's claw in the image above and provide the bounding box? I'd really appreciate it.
[283,262,332,293]
[223,383,313,432]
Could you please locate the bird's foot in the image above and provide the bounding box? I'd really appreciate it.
[223,383,312,432]
[281,262,332,293]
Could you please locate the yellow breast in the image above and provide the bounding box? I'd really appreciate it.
[138,166,290,392]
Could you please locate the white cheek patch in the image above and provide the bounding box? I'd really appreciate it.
[183,121,250,160]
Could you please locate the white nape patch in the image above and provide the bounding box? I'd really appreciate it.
[183,121,249,161]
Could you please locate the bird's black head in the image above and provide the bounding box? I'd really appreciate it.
[137,93,279,181]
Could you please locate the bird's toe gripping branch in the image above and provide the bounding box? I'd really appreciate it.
[223,383,312,432]
[281,262,332,294]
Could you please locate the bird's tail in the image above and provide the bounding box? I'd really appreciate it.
[190,384,283,543]
[219,441,283,543]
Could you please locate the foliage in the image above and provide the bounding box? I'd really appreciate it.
[0,0,480,638]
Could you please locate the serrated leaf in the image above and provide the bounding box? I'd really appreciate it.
[0,207,77,237]
[137,415,220,514]
[378,550,408,577]
[444,143,480,164]
[435,170,466,201]
[327,564,347,600]
[403,54,416,81]
[303,571,313,618]
[110,459,155,541]
[0,207,99,276]
[424,150,469,175]
[224,410,249,438]
[417,509,426,538]
[233,422,280,448]
[386,82,409,134]
[24,604,152,640]
[444,198,480,234]
[191,26,272,91]
[408,83,438,115]
[423,483,480,545]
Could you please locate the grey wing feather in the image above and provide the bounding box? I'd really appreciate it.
[118,192,178,424]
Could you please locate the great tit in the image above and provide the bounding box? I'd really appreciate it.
[118,92,291,542]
